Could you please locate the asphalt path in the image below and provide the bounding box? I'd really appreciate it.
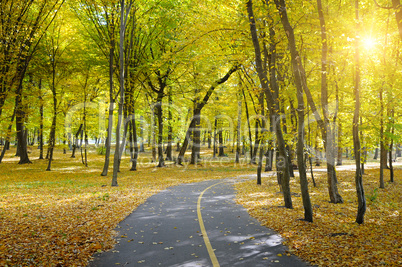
[89,178,310,267]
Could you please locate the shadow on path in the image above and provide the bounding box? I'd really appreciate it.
[89,178,311,267]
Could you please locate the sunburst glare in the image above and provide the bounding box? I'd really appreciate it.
[361,37,377,50]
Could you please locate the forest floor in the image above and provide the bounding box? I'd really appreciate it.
[235,168,402,266]
[0,145,401,266]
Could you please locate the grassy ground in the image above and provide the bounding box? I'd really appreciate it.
[1,145,401,266]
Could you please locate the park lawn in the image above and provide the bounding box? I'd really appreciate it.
[0,147,254,266]
[235,168,402,267]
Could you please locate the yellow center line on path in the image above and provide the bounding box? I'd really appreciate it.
[197,181,225,267]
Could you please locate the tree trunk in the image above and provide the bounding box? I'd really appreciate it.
[353,0,366,224]
[101,26,115,176]
[46,92,57,171]
[373,147,379,160]
[241,87,253,161]
[166,93,173,161]
[0,106,16,163]
[249,0,292,208]
[296,75,312,222]
[235,99,242,163]
[208,130,212,149]
[389,109,395,182]
[379,82,385,188]
[38,79,44,159]
[129,113,139,171]
[337,122,343,165]
[155,100,165,167]
[213,117,217,158]
[15,89,31,164]
[112,0,131,186]
[251,120,259,164]
[218,129,225,157]
[139,116,145,152]
[273,0,311,219]
[317,0,343,203]
[190,109,201,164]
[71,124,83,159]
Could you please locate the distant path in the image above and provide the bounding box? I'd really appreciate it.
[89,178,310,267]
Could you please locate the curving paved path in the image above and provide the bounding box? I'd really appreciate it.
[89,178,310,267]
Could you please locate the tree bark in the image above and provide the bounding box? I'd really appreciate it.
[273,0,311,219]
[166,92,173,161]
[389,109,395,182]
[112,0,131,186]
[235,99,242,163]
[190,109,201,164]
[0,106,16,163]
[353,0,366,224]
[317,0,343,203]
[248,0,292,208]
[155,100,165,167]
[101,20,116,177]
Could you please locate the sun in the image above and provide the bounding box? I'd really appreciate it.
[361,37,377,50]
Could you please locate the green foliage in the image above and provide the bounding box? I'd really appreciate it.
[97,145,106,155]
[367,188,379,203]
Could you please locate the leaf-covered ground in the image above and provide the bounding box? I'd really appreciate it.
[235,169,402,267]
[0,148,254,266]
[1,147,401,266]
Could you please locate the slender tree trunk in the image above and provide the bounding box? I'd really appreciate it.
[112,0,129,186]
[190,109,201,164]
[0,106,16,163]
[379,82,385,188]
[296,73,312,222]
[353,0,366,224]
[213,117,217,158]
[317,0,343,203]
[151,108,157,162]
[156,100,165,167]
[389,109,395,182]
[218,129,225,157]
[178,119,195,165]
[249,0,292,208]
[241,87,253,161]
[139,115,145,152]
[235,99,242,163]
[39,77,44,159]
[71,124,83,159]
[273,0,311,218]
[252,120,259,164]
[337,123,343,165]
[208,130,212,149]
[101,26,115,176]
[46,91,57,171]
[130,112,139,171]
[166,92,173,161]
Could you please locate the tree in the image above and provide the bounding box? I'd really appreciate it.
[273,0,312,221]
[353,0,366,225]
[111,0,134,187]
[177,65,240,165]
[247,0,292,209]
